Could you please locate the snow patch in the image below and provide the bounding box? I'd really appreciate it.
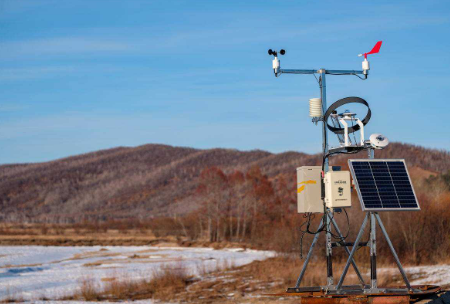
[0,245,274,301]
[379,264,450,286]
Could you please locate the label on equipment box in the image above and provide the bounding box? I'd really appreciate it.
[325,171,352,208]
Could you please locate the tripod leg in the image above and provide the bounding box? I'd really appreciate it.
[369,212,378,291]
[328,211,365,286]
[294,218,324,288]
[375,213,412,290]
[336,213,369,290]
[325,211,333,286]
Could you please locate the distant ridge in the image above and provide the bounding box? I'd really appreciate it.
[0,143,448,223]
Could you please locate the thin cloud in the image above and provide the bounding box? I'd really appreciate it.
[0,37,132,58]
[147,15,449,52]
[0,66,75,81]
[0,103,29,112]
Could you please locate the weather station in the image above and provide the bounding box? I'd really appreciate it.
[267,42,442,303]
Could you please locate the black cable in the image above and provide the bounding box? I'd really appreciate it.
[300,134,363,257]
[321,149,362,173]
[300,213,324,258]
[304,213,327,235]
[299,213,309,258]
[299,208,351,258]
[354,74,367,80]
[313,73,320,84]
[325,209,350,242]
[312,150,359,249]
[299,211,328,258]
[326,72,367,81]
[326,72,353,76]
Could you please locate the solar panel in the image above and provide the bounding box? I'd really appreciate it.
[348,159,420,211]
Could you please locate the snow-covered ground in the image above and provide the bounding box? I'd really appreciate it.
[379,264,450,287]
[1,245,448,303]
[0,245,275,301]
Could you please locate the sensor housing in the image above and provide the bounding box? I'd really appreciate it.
[324,171,352,209]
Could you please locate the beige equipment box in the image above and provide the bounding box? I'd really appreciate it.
[324,170,352,208]
[297,166,323,213]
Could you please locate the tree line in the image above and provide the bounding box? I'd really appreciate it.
[153,165,450,264]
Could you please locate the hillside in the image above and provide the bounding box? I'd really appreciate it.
[0,143,448,223]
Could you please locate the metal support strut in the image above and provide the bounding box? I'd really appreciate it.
[294,212,366,289]
[335,212,413,293]
[325,210,334,288]
[336,213,369,290]
[328,211,365,286]
[294,218,324,288]
[369,212,378,293]
[375,213,412,290]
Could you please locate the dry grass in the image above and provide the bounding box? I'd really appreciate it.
[180,255,329,303]
[0,288,24,303]
[64,264,191,301]
[51,255,422,303]
[255,256,325,286]
[0,223,172,246]
[79,278,102,301]
[0,296,24,304]
[146,265,191,300]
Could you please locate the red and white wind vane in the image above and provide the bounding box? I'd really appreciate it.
[358,41,382,74]
[358,41,382,59]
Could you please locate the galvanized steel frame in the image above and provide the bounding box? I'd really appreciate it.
[277,66,415,295]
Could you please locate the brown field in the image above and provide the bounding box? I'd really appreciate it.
[0,223,448,302]
[0,224,163,246]
[0,223,250,250]
[57,256,406,303]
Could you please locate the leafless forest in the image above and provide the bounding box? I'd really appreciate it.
[0,142,449,263]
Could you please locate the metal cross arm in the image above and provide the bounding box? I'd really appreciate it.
[277,69,317,75]
[269,44,382,78]
[276,68,365,77]
[326,70,365,75]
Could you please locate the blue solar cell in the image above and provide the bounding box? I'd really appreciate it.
[348,159,420,211]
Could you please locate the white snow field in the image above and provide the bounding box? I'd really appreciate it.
[379,264,450,287]
[0,245,275,301]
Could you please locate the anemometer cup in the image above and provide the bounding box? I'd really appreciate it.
[268,49,285,57]
[323,97,371,135]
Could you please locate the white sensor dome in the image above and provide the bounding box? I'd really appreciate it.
[369,133,389,149]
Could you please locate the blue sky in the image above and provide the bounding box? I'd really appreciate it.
[1,0,449,164]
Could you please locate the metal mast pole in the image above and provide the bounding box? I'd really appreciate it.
[369,212,377,292]
[271,59,366,292]
[320,70,329,172]
[320,70,334,288]
[368,148,378,293]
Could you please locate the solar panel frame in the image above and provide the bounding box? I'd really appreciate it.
[348,159,420,212]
